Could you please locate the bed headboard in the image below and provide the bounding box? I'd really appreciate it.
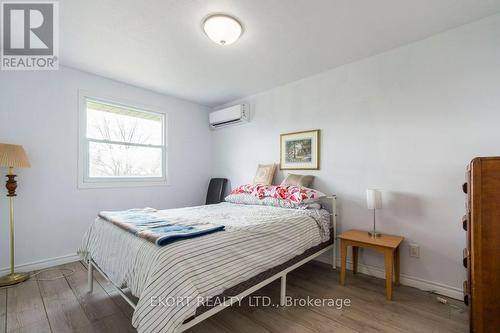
[319,195,336,216]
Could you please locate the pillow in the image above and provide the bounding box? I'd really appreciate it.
[305,202,322,209]
[281,174,314,188]
[230,184,326,204]
[260,197,321,209]
[225,193,321,210]
[297,186,326,203]
[224,193,261,205]
[253,164,276,185]
[301,190,326,203]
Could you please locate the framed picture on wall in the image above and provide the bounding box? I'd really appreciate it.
[280,129,320,170]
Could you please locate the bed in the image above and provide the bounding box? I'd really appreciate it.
[78,196,337,333]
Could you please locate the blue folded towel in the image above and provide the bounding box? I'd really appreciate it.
[98,209,225,246]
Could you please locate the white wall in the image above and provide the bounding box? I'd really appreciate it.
[212,14,500,293]
[0,66,211,271]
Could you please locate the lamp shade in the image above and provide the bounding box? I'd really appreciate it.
[366,189,382,210]
[0,144,31,168]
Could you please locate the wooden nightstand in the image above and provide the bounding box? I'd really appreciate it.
[338,230,404,301]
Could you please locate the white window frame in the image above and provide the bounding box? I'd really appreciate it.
[78,90,168,189]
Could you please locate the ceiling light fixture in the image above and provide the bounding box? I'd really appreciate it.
[202,14,243,46]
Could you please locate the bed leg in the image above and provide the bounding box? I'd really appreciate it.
[87,259,94,293]
[332,244,336,269]
[280,274,287,306]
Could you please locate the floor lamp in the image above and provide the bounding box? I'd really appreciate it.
[0,143,31,287]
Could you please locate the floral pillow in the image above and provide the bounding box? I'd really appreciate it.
[225,193,321,210]
[230,184,325,204]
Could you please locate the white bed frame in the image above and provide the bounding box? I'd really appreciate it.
[86,196,337,332]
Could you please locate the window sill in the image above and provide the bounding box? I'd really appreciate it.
[78,180,169,189]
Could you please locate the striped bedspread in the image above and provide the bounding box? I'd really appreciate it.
[78,203,331,333]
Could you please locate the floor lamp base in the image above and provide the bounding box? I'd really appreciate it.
[0,272,30,287]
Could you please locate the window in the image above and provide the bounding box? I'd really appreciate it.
[78,93,167,188]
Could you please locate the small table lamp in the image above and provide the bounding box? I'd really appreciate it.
[0,143,31,287]
[366,189,382,238]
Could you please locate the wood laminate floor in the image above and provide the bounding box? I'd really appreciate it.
[0,261,468,333]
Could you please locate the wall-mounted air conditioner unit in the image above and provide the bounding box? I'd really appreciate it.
[209,104,249,129]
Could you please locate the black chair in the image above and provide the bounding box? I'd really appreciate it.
[206,178,228,205]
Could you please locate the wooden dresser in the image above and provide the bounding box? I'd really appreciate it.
[463,157,500,332]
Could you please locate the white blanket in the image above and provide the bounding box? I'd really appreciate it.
[78,202,330,333]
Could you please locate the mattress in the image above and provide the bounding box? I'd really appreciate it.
[78,202,331,333]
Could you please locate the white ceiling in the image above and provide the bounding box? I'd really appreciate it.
[61,0,500,107]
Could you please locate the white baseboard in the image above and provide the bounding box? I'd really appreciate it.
[315,256,463,300]
[0,253,80,276]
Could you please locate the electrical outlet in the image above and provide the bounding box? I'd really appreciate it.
[409,244,420,258]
